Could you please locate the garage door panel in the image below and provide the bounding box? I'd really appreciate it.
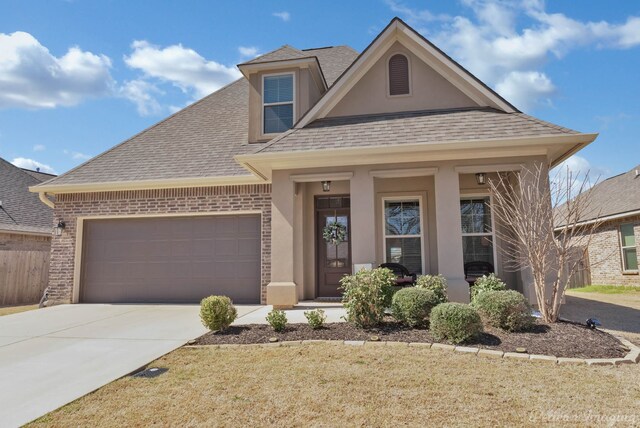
[81,215,261,303]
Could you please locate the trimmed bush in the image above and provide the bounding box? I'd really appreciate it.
[266,309,288,332]
[304,309,327,329]
[391,287,439,328]
[340,268,396,328]
[415,274,448,304]
[471,273,506,302]
[430,303,483,344]
[199,296,238,331]
[472,290,534,332]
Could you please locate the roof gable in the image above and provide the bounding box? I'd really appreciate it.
[296,17,517,129]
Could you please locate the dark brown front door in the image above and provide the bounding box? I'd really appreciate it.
[316,196,351,297]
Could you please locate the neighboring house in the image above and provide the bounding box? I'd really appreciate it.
[565,165,640,286]
[1,157,56,304]
[30,18,597,307]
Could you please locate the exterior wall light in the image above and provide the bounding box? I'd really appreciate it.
[54,220,66,236]
[321,181,331,192]
[475,173,486,186]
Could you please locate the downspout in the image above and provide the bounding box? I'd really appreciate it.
[38,191,55,209]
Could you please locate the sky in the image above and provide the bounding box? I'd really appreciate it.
[0,0,639,182]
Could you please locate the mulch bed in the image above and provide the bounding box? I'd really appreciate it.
[194,318,628,359]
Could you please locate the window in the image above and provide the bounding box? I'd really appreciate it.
[383,198,423,274]
[460,196,495,268]
[263,73,294,134]
[388,54,410,96]
[619,224,638,272]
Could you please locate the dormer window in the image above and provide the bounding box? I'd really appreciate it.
[263,73,295,134]
[388,54,410,96]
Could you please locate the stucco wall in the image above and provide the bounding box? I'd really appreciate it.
[48,185,272,305]
[327,41,479,118]
[0,232,50,252]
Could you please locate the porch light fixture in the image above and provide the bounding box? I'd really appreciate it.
[321,180,331,192]
[54,220,66,236]
[475,172,486,186]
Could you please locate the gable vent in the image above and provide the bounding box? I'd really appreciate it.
[388,54,410,96]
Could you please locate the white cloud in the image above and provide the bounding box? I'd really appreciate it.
[32,144,45,152]
[11,157,56,174]
[63,149,91,161]
[388,0,640,112]
[238,46,259,58]
[119,79,164,116]
[272,11,291,22]
[0,31,114,109]
[551,155,608,194]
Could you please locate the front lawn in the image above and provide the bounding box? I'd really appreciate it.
[31,344,640,426]
[569,285,640,294]
[0,304,38,316]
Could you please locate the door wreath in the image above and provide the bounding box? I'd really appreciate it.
[322,221,347,245]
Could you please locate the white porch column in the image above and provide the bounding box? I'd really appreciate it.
[350,167,376,269]
[267,170,298,308]
[434,165,469,302]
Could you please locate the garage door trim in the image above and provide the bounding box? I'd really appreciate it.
[72,211,263,303]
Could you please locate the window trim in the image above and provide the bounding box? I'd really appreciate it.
[381,196,425,274]
[460,193,498,275]
[386,52,412,98]
[261,71,296,137]
[619,223,638,274]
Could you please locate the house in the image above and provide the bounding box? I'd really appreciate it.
[30,18,597,308]
[1,157,56,304]
[567,165,640,286]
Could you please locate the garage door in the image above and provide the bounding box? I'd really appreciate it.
[80,215,261,303]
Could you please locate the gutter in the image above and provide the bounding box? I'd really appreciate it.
[37,192,55,209]
[554,209,640,231]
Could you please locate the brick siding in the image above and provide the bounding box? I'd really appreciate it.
[48,184,272,304]
[585,214,640,286]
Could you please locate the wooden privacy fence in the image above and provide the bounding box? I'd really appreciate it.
[564,246,591,289]
[0,251,50,306]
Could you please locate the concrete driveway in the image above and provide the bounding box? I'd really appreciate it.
[0,303,261,427]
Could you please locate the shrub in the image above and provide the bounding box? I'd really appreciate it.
[391,287,439,328]
[199,296,237,331]
[415,274,448,304]
[472,290,534,332]
[304,309,327,329]
[340,268,396,328]
[266,309,288,332]
[430,303,483,344]
[471,274,506,302]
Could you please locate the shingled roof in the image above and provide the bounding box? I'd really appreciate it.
[255,108,579,154]
[0,158,53,234]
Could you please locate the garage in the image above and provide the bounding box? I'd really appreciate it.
[79,214,261,303]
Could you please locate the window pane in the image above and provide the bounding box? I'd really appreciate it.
[623,248,638,271]
[384,200,420,235]
[264,104,293,133]
[264,75,293,103]
[462,236,494,266]
[461,198,491,234]
[385,237,422,274]
[620,224,636,247]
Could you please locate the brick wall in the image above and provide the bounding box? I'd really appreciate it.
[585,214,640,286]
[49,184,272,304]
[0,232,51,251]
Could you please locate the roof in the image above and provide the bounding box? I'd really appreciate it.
[558,164,640,224]
[36,45,359,189]
[21,168,56,183]
[0,157,53,234]
[255,108,579,154]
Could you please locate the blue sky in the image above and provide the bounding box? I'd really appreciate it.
[0,0,639,180]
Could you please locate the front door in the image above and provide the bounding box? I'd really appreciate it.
[316,196,351,297]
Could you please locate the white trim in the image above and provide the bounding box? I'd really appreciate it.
[290,172,353,182]
[454,164,523,174]
[262,72,296,137]
[460,193,498,275]
[386,52,412,98]
[619,223,638,273]
[381,196,426,274]
[72,210,263,303]
[370,167,438,178]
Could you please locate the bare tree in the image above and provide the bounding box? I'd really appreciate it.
[487,162,601,322]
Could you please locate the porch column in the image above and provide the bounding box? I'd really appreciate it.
[434,166,469,302]
[267,170,298,308]
[350,167,376,269]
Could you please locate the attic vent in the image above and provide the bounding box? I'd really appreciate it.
[388,54,410,96]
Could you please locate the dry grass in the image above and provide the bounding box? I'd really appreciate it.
[0,304,38,316]
[31,344,640,427]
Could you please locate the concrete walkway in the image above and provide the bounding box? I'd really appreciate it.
[0,303,260,427]
[234,301,345,325]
